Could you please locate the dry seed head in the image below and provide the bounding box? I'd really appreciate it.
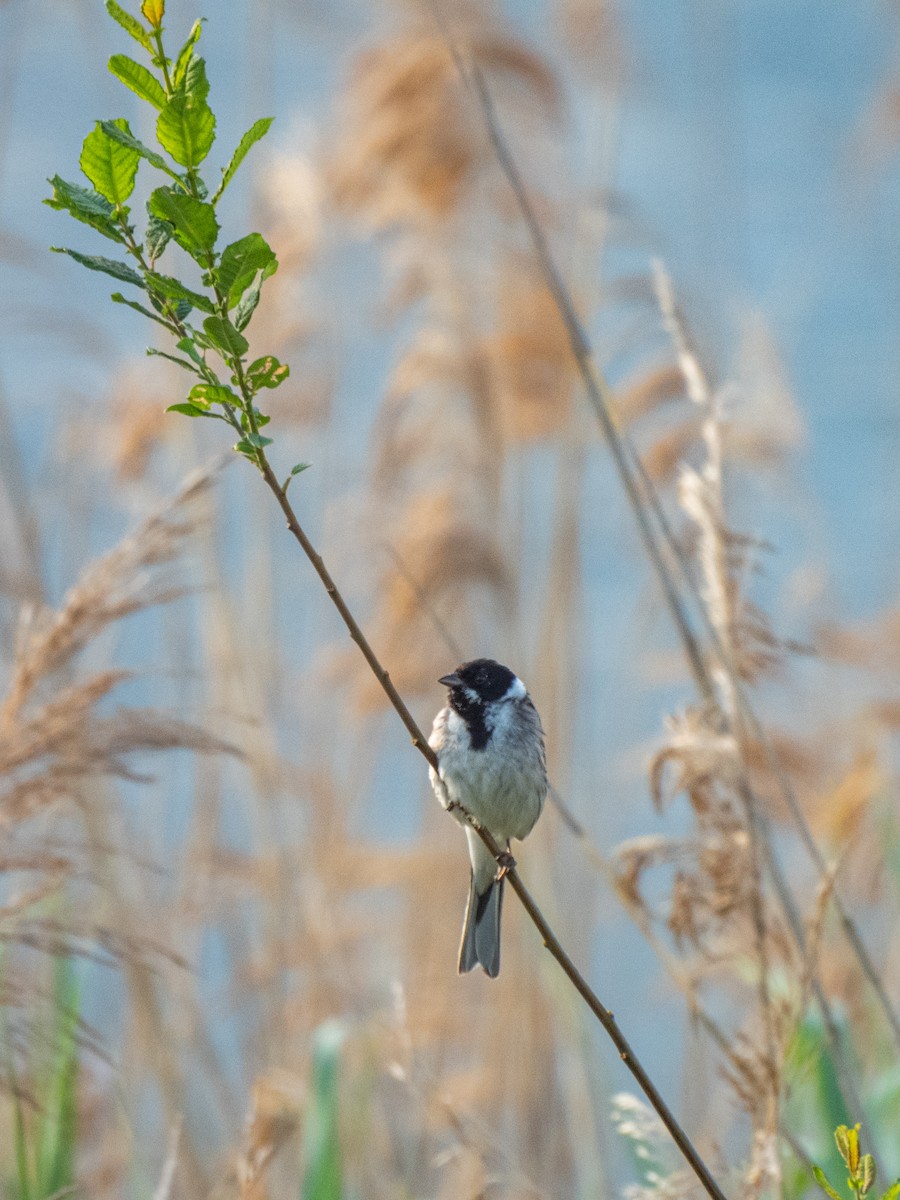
[614,362,687,428]
[330,28,558,229]
[234,1071,303,1199]
[650,706,742,811]
[2,465,215,725]
[485,264,574,441]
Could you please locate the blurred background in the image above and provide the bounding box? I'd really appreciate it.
[0,0,898,1196]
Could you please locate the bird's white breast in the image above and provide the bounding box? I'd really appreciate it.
[429,701,545,843]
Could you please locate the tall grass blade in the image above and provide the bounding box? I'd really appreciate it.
[301,1020,345,1200]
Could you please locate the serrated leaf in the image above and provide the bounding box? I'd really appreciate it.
[106,0,154,53]
[246,355,289,390]
[141,0,164,28]
[157,92,215,168]
[181,55,209,102]
[145,214,173,260]
[189,383,237,406]
[167,402,208,417]
[213,116,273,202]
[215,233,277,307]
[148,188,218,262]
[173,19,204,89]
[51,246,144,288]
[80,118,140,205]
[203,315,248,358]
[814,1167,845,1200]
[111,290,175,328]
[233,272,264,331]
[100,120,180,179]
[145,269,215,312]
[44,175,125,243]
[108,54,166,110]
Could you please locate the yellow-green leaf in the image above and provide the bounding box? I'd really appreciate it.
[108,54,166,110]
[80,118,140,205]
[141,0,164,28]
[157,93,216,168]
[106,0,154,53]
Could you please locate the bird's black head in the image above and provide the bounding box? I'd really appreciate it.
[438,659,522,750]
[439,658,517,703]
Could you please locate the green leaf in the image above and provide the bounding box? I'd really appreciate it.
[215,232,277,307]
[239,406,267,432]
[51,246,144,288]
[44,175,125,243]
[111,290,175,328]
[157,92,216,168]
[146,213,173,260]
[203,315,248,358]
[99,119,180,179]
[241,431,272,448]
[147,188,219,261]
[106,0,154,54]
[181,55,210,102]
[167,402,208,417]
[233,271,264,331]
[147,348,201,372]
[80,118,140,205]
[175,336,206,366]
[145,269,215,312]
[107,54,166,110]
[814,1167,845,1200]
[213,116,273,202]
[189,383,238,406]
[246,354,289,390]
[283,461,311,491]
[173,19,204,90]
[302,1020,345,1200]
[234,438,260,458]
[880,1183,900,1200]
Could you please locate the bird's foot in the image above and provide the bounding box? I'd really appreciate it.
[495,850,516,880]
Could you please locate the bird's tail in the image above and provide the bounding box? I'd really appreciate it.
[458,870,504,978]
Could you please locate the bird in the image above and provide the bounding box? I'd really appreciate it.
[428,658,547,978]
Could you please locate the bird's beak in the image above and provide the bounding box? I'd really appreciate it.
[439,672,462,688]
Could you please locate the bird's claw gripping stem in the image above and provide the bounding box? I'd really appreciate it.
[496,850,516,879]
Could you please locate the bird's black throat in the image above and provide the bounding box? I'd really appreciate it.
[449,689,490,751]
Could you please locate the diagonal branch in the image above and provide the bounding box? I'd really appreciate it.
[253,453,729,1200]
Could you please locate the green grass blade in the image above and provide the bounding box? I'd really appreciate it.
[34,958,79,1197]
[12,1082,34,1200]
[301,1020,345,1200]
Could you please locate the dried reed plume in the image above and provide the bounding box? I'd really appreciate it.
[0,464,234,1089]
